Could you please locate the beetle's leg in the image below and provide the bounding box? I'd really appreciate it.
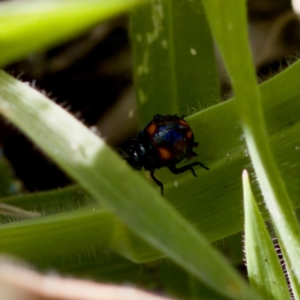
[168,162,209,177]
[150,169,164,195]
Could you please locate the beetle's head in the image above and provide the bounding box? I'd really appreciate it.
[120,140,142,171]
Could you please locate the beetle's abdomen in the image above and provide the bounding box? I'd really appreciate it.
[144,115,195,166]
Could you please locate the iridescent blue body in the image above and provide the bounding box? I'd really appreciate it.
[123,114,209,195]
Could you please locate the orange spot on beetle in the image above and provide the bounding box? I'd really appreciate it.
[186,130,193,139]
[179,119,188,126]
[158,147,172,160]
[147,123,156,135]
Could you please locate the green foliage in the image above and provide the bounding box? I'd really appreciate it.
[0,0,146,66]
[202,0,300,291]
[0,0,299,299]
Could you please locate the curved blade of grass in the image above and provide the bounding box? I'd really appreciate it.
[130,0,219,123]
[0,71,257,300]
[202,0,300,283]
[243,170,290,299]
[0,185,97,219]
[0,0,146,67]
[0,203,40,219]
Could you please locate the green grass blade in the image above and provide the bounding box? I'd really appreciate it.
[202,0,300,284]
[275,231,300,300]
[130,0,219,123]
[0,0,146,67]
[0,203,40,218]
[0,208,116,262]
[243,170,290,299]
[0,185,97,217]
[0,71,257,300]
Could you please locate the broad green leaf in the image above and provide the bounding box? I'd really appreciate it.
[0,0,146,67]
[243,170,290,300]
[0,71,256,300]
[130,0,219,123]
[202,0,300,284]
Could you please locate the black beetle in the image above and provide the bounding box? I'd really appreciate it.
[122,114,209,195]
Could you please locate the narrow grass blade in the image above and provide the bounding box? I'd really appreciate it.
[130,0,219,123]
[275,231,300,300]
[0,0,146,67]
[243,170,290,299]
[0,203,40,218]
[0,185,97,218]
[202,0,300,284]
